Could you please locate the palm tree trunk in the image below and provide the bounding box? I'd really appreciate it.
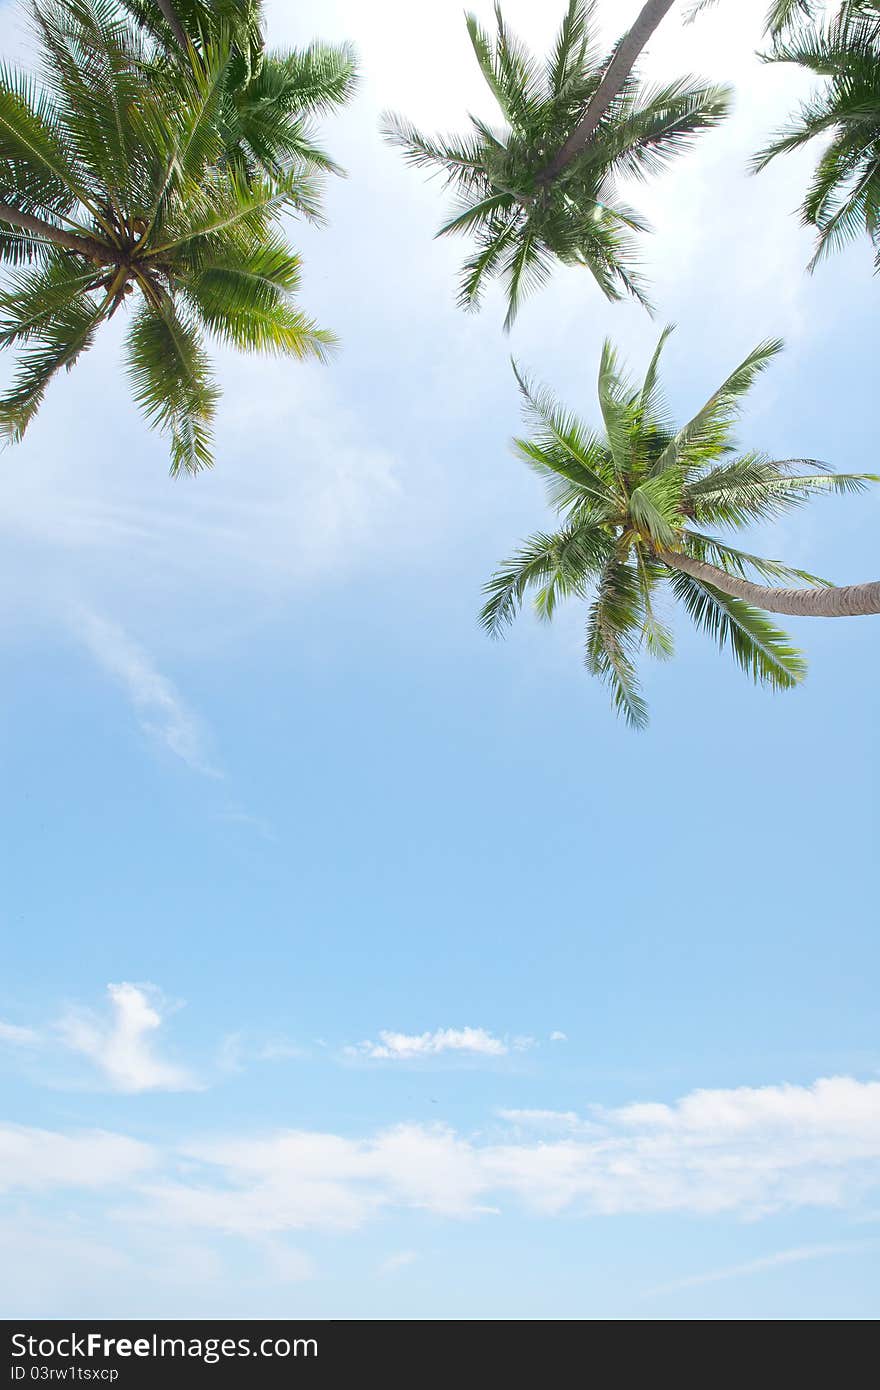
[661,549,880,617]
[537,0,677,185]
[155,0,188,50]
[0,202,107,261]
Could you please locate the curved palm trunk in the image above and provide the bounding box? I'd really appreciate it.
[537,0,677,185]
[155,0,188,50]
[661,549,880,617]
[0,202,107,260]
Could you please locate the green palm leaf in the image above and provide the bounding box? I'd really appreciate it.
[384,2,731,325]
[754,2,880,268]
[125,297,218,474]
[0,0,344,469]
[585,558,650,729]
[483,333,878,726]
[668,570,807,690]
[0,288,107,442]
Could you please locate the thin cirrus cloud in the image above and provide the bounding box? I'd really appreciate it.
[648,1239,880,1297]
[218,1032,309,1075]
[56,982,197,1094]
[2,1075,879,1247]
[0,1020,40,1047]
[350,1026,530,1061]
[377,1250,419,1276]
[70,608,220,777]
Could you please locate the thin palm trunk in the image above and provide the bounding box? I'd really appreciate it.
[155,0,188,50]
[0,202,107,260]
[537,0,676,185]
[661,549,880,616]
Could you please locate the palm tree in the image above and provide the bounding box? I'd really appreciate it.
[684,1,821,36]
[382,1,730,328]
[762,1,876,36]
[121,0,358,185]
[0,0,336,473]
[481,330,879,727]
[753,2,880,270]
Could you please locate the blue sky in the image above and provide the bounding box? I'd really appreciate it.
[0,0,878,1320]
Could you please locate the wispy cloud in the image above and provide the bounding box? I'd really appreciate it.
[70,609,219,776]
[351,1026,513,1061]
[377,1250,419,1276]
[57,982,197,1094]
[649,1240,879,1297]
[0,1021,40,1047]
[0,1122,155,1193]
[218,1032,308,1075]
[496,1108,582,1132]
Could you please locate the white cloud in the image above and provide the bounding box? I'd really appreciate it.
[488,1076,880,1217]
[71,609,219,776]
[218,1032,308,1075]
[0,1123,154,1193]
[0,1020,39,1047]
[256,1241,316,1284]
[145,1122,493,1235]
[649,1239,878,1296]
[497,1108,582,1131]
[139,1074,880,1235]
[549,1031,567,1042]
[57,982,197,1094]
[2,1075,879,1244]
[352,1026,511,1060]
[378,1250,419,1276]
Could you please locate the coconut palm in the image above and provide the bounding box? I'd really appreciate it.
[0,0,335,473]
[481,329,879,727]
[752,2,880,270]
[684,0,820,35]
[121,0,358,185]
[762,1,877,36]
[382,1,730,328]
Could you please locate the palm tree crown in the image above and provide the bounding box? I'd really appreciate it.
[0,0,349,472]
[382,0,731,328]
[753,2,880,270]
[121,0,358,185]
[481,330,877,726]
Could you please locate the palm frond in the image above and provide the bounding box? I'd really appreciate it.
[0,61,84,218]
[585,558,649,729]
[183,256,334,357]
[124,297,218,474]
[668,569,807,690]
[577,78,732,184]
[465,6,544,131]
[260,41,358,116]
[683,530,832,586]
[480,523,609,636]
[546,0,597,98]
[0,249,100,345]
[639,322,675,416]
[629,468,685,547]
[0,287,105,442]
[512,362,615,503]
[501,227,555,329]
[597,337,634,478]
[379,112,492,192]
[685,452,879,524]
[651,339,785,474]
